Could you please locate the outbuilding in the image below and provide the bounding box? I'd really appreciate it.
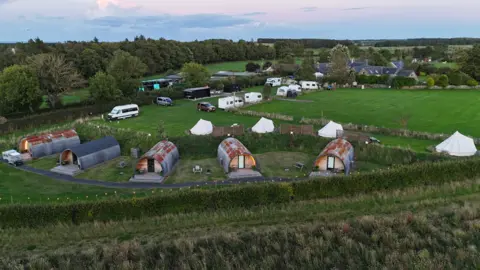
[217,137,257,173]
[58,136,121,171]
[184,86,211,99]
[133,141,179,181]
[19,129,80,159]
[312,138,354,175]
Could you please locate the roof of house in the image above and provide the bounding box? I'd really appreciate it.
[396,69,416,77]
[349,60,368,68]
[165,74,182,79]
[184,86,210,92]
[67,136,119,158]
[359,66,385,75]
[316,63,329,73]
[391,61,404,69]
[382,68,399,75]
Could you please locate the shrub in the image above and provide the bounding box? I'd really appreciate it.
[466,79,478,87]
[437,75,449,88]
[426,76,435,88]
[391,77,417,88]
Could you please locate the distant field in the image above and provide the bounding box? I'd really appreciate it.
[248,88,480,137]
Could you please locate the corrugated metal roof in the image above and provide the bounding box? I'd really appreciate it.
[219,137,251,160]
[24,129,78,146]
[142,141,177,163]
[68,136,119,158]
[319,138,354,163]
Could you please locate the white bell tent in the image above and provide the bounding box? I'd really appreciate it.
[435,131,477,156]
[190,119,213,135]
[252,117,275,133]
[318,121,343,138]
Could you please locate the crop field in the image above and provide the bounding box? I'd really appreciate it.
[1,177,479,268]
[249,88,480,138]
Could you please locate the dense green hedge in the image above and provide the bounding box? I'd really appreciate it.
[391,77,417,88]
[0,157,478,228]
[356,74,390,85]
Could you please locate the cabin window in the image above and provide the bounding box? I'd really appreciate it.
[306,84,310,86]
[257,95,261,98]
[327,156,335,170]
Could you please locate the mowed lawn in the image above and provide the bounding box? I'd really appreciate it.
[249,89,480,137]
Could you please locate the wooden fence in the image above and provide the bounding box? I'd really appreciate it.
[279,124,314,136]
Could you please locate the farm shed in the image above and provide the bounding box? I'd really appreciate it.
[19,129,80,159]
[313,138,354,175]
[135,141,179,176]
[318,121,343,138]
[217,137,257,173]
[435,131,477,156]
[59,136,121,170]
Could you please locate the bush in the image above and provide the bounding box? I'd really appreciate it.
[391,77,417,88]
[426,76,435,88]
[437,75,449,88]
[355,74,389,85]
[466,79,478,87]
[447,71,473,86]
[245,62,261,72]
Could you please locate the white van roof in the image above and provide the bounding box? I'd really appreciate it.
[112,104,139,110]
[2,150,17,155]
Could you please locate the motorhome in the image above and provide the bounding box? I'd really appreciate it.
[289,84,302,92]
[266,77,282,87]
[276,86,290,96]
[218,96,244,110]
[244,92,263,103]
[107,104,139,121]
[300,81,319,90]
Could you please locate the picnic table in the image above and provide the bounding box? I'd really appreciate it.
[295,162,305,171]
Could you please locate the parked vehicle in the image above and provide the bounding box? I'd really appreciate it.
[218,96,243,110]
[288,84,302,92]
[197,102,216,112]
[266,77,282,87]
[276,86,290,96]
[107,104,139,121]
[156,96,173,106]
[300,80,319,90]
[224,84,241,93]
[244,92,262,103]
[2,150,23,166]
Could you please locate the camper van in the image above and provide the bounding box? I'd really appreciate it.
[289,84,302,92]
[107,104,139,121]
[276,86,290,96]
[300,81,319,90]
[2,150,23,166]
[244,92,263,103]
[218,96,244,110]
[266,77,282,87]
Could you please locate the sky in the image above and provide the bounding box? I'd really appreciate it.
[0,0,479,42]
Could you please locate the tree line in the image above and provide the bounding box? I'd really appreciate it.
[257,38,354,49]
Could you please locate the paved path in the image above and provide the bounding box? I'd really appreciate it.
[2,161,308,189]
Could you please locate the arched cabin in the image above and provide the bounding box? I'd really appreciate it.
[313,138,354,175]
[217,137,256,173]
[59,136,120,170]
[19,129,80,159]
[135,141,179,176]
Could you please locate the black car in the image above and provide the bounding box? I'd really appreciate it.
[8,159,24,166]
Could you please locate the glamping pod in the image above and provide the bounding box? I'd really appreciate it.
[19,129,80,159]
[217,137,256,173]
[313,138,354,175]
[59,136,120,170]
[135,141,179,176]
[435,131,477,156]
[318,121,343,138]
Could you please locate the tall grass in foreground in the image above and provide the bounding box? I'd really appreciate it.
[1,202,479,269]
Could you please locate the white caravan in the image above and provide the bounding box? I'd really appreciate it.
[266,77,282,87]
[244,92,263,103]
[276,86,290,96]
[218,96,244,110]
[300,81,319,90]
[107,104,139,121]
[288,84,302,92]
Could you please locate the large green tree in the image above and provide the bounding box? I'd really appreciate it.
[107,50,148,97]
[88,72,122,102]
[0,65,43,114]
[459,45,480,80]
[297,54,316,81]
[27,53,85,109]
[328,44,352,84]
[77,48,104,78]
[181,62,210,88]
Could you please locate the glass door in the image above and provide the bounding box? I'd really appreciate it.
[238,155,245,169]
[327,156,335,170]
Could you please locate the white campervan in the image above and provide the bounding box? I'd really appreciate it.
[218,96,244,110]
[266,77,282,87]
[244,92,263,103]
[300,81,319,90]
[289,84,302,92]
[276,86,290,97]
[107,104,139,121]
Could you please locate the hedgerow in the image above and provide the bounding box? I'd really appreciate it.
[0,157,478,228]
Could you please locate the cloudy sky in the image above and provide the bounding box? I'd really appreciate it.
[0,0,479,42]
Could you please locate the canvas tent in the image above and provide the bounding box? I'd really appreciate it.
[318,121,343,138]
[435,131,477,156]
[252,117,274,133]
[190,119,213,135]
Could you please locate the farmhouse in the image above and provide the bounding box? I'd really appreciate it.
[19,129,80,160]
[190,119,213,135]
[318,121,343,138]
[52,136,121,175]
[252,117,274,133]
[217,137,261,178]
[132,140,179,182]
[311,138,354,176]
[435,131,478,157]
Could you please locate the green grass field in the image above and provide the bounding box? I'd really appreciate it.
[249,88,480,137]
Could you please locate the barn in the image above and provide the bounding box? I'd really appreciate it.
[19,129,80,159]
[134,141,179,180]
[312,138,354,175]
[217,137,258,174]
[59,136,121,171]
